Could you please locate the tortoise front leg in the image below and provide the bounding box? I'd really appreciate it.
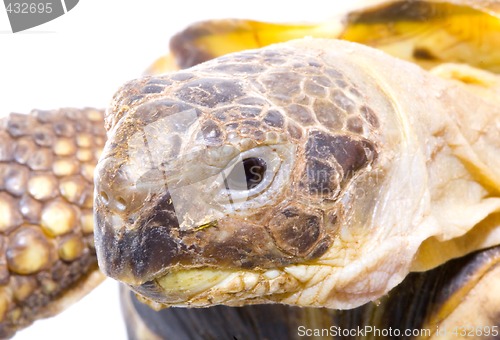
[0,108,106,338]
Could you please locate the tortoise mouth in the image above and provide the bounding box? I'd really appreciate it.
[132,268,236,305]
[130,266,301,307]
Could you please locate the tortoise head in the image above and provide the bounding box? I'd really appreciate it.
[93,39,412,309]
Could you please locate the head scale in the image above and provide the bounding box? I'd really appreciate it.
[94,41,383,307]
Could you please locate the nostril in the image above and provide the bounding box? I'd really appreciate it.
[116,196,127,212]
[100,190,109,205]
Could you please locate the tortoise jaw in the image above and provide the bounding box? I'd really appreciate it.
[132,268,235,305]
[130,266,306,308]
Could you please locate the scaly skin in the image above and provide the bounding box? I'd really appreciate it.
[0,108,106,338]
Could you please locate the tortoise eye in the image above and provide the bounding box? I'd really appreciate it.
[225,157,267,191]
[214,145,294,207]
[243,157,267,189]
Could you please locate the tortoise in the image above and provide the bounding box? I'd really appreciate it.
[2,0,500,338]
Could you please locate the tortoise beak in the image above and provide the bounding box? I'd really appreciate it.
[93,189,185,286]
[93,155,187,286]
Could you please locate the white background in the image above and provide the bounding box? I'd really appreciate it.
[0,1,364,339]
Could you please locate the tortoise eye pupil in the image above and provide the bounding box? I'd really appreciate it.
[225,157,267,191]
[243,157,267,190]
